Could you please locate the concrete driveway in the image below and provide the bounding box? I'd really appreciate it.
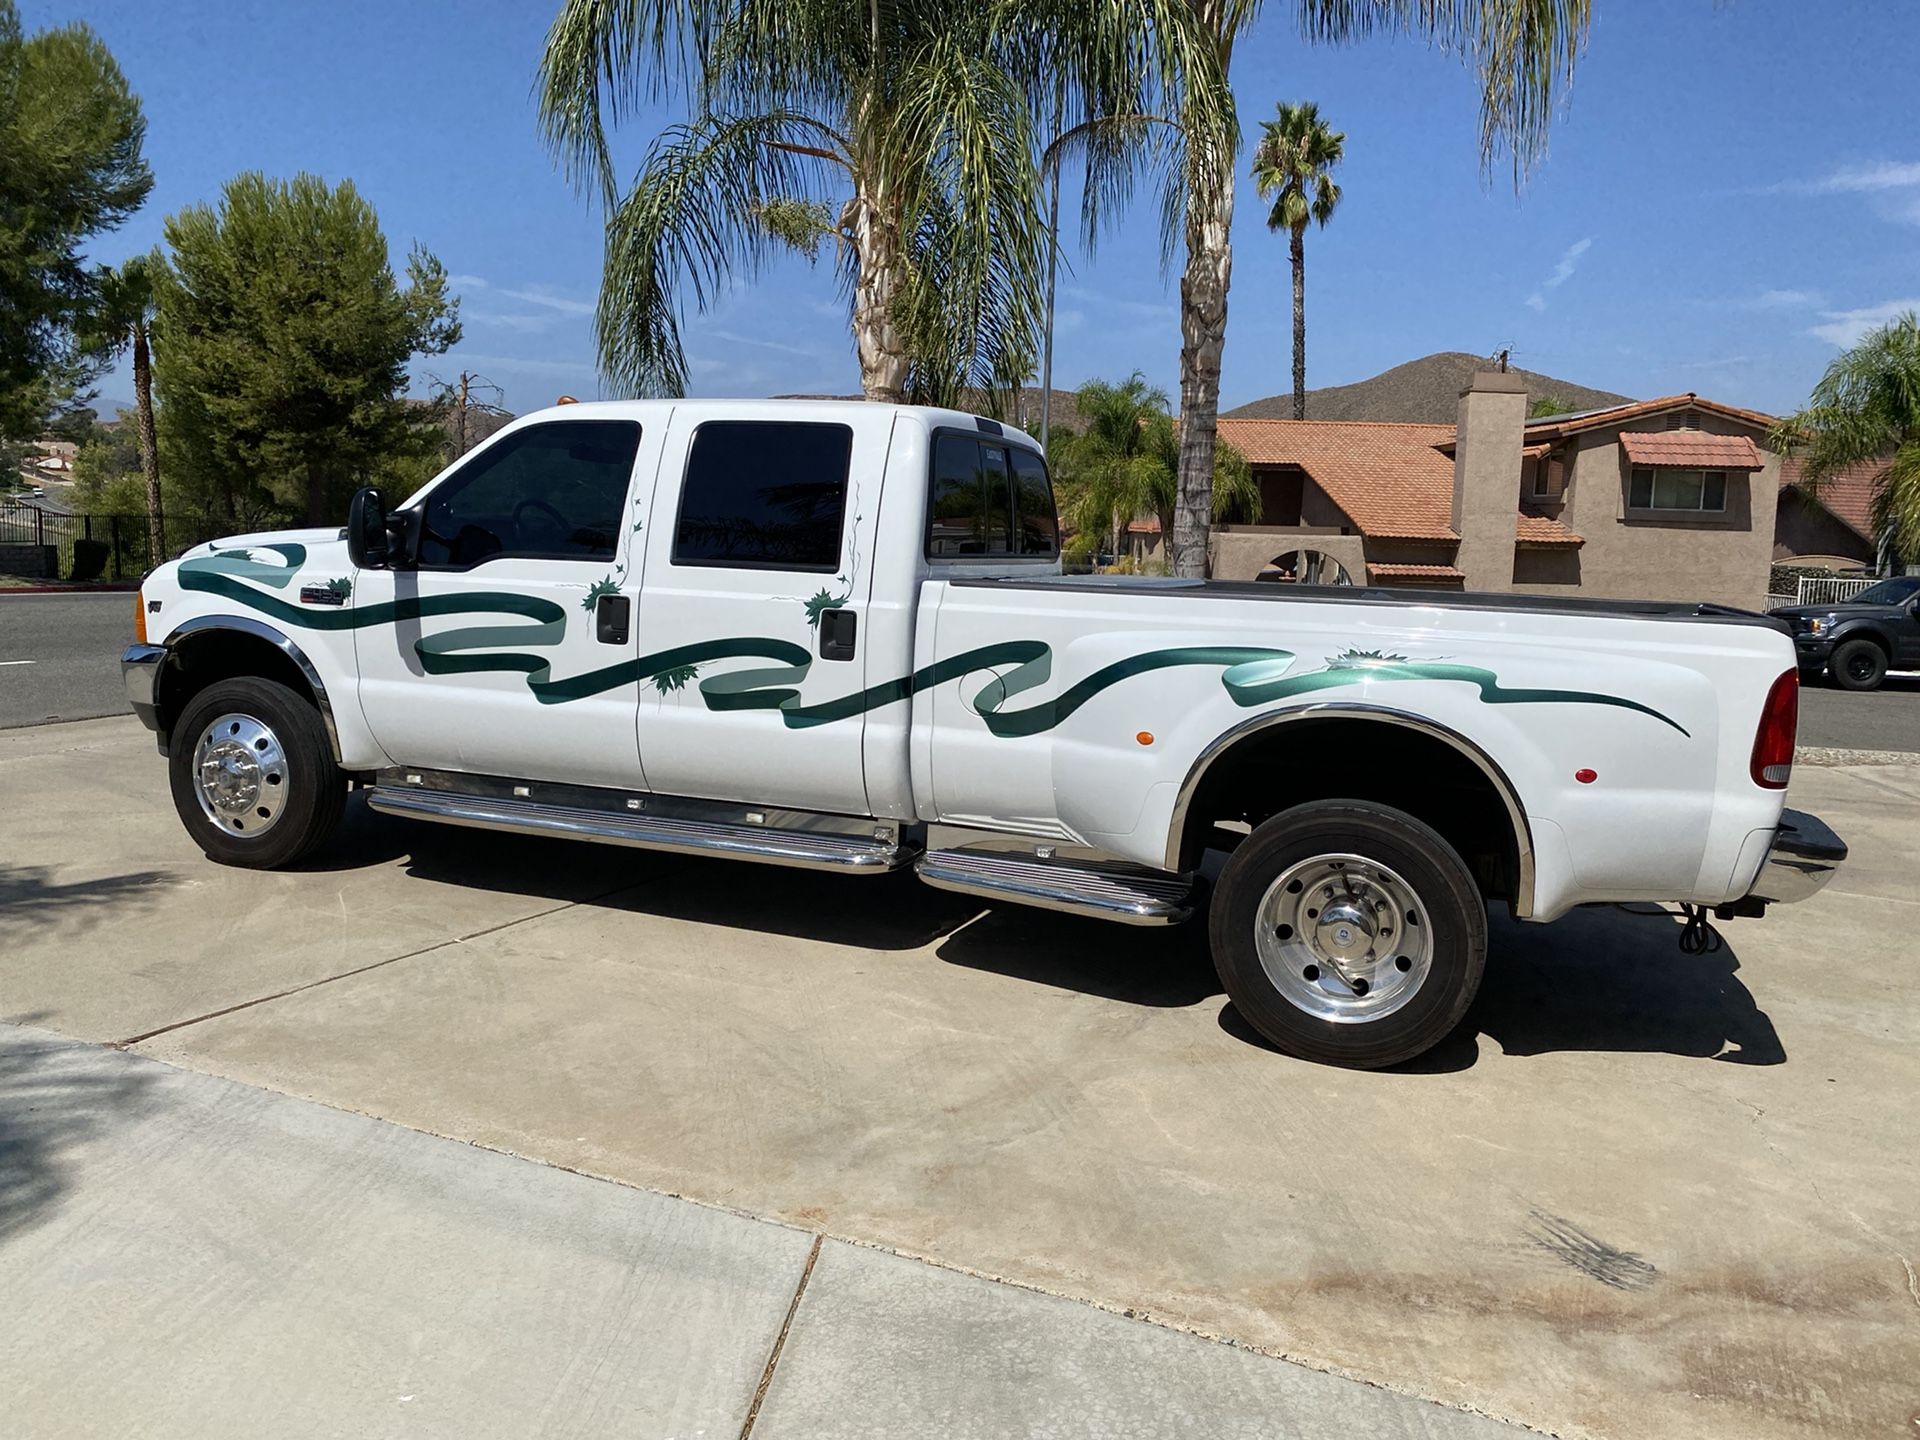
[3,716,1916,1439]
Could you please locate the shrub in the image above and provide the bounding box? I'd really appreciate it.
[69,538,110,582]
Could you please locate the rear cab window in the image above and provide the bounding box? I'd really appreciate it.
[927,429,1058,560]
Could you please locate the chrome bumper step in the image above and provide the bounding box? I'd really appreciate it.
[366,785,911,873]
[916,848,1196,925]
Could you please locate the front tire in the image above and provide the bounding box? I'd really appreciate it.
[1209,800,1487,1069]
[1830,637,1887,692]
[169,676,346,869]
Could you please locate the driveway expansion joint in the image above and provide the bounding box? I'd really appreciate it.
[738,1232,823,1439]
[112,876,659,1048]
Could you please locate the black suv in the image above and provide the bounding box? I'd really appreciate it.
[1771,575,1920,691]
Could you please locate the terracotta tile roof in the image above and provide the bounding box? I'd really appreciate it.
[1619,430,1765,469]
[1218,418,1460,541]
[1516,514,1584,546]
[1779,455,1888,541]
[1367,562,1466,581]
[1522,392,1776,441]
[1126,516,1163,534]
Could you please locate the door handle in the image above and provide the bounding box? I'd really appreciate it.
[595,593,630,645]
[818,608,857,661]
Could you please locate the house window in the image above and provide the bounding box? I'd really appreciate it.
[1629,466,1728,513]
[1528,453,1564,500]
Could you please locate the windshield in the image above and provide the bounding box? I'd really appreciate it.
[1852,576,1920,606]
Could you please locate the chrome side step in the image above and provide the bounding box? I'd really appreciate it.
[367,786,912,873]
[915,848,1196,926]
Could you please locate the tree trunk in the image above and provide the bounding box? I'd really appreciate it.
[846,182,909,403]
[1290,226,1306,421]
[1171,160,1234,579]
[132,324,164,561]
[304,459,326,527]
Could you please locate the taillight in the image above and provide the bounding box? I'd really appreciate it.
[1750,668,1798,788]
[133,589,147,645]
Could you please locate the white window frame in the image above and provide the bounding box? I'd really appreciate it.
[1628,465,1728,514]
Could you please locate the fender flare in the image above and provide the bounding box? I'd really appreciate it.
[160,614,343,763]
[1164,700,1538,918]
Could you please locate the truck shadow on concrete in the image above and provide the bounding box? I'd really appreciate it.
[306,806,1785,1069]
[1373,903,1786,1072]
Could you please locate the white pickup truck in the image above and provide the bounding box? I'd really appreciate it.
[123,399,1845,1067]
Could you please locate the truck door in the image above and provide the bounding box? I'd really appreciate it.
[351,415,658,789]
[631,406,889,815]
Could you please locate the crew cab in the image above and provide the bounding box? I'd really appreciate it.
[123,400,1846,1068]
[1771,575,1920,691]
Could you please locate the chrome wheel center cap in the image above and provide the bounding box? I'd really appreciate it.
[200,745,261,813]
[1315,900,1376,964]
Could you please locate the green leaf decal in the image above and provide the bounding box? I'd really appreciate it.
[803,587,849,628]
[653,663,700,694]
[1325,648,1408,668]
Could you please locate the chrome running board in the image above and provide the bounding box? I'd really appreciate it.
[367,785,912,873]
[915,848,1196,926]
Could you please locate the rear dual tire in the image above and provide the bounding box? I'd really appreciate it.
[1209,800,1487,1069]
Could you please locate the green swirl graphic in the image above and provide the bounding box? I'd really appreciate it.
[175,547,1688,737]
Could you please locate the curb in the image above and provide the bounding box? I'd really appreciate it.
[0,582,140,595]
[1795,745,1920,767]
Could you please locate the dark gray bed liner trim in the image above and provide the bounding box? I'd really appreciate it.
[949,576,1788,630]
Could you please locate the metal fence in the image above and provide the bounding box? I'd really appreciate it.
[0,504,228,582]
[1793,575,1880,607]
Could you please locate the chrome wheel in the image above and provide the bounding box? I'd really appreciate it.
[192,712,289,837]
[1254,852,1434,1023]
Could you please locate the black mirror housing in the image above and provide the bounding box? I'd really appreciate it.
[347,486,388,569]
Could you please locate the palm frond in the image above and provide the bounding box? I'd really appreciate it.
[597,111,835,395]
[1297,0,1590,186]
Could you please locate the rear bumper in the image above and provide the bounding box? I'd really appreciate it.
[122,642,166,733]
[1747,808,1847,905]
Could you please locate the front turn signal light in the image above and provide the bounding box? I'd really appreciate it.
[133,589,147,645]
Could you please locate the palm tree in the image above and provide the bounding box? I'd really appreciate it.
[1028,1,1591,576]
[1251,101,1342,421]
[1057,371,1259,561]
[1059,373,1170,556]
[1771,312,1920,565]
[79,255,163,559]
[537,1,1044,403]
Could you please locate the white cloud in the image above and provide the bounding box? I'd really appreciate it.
[1813,160,1920,194]
[1807,298,1920,348]
[1738,288,1820,310]
[1525,237,1591,312]
[708,328,820,358]
[447,273,595,317]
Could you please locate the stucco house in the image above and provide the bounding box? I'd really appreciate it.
[1208,373,1784,611]
[1773,456,1890,570]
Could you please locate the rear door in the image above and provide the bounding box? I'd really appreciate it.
[631,406,892,814]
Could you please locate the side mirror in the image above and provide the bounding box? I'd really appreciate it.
[347,486,388,569]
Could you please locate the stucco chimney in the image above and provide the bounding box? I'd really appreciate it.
[1451,372,1526,592]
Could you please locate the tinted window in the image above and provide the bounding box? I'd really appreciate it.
[1011,446,1058,555]
[417,420,640,569]
[673,421,852,571]
[926,433,1056,559]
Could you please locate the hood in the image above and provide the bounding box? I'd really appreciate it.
[181,525,345,557]
[1769,601,1903,623]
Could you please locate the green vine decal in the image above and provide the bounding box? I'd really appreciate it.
[582,558,628,612]
[803,587,850,628]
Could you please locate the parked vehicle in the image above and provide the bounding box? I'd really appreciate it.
[1771,575,1920,691]
[123,400,1845,1067]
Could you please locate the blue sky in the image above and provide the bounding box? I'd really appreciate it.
[33,0,1920,419]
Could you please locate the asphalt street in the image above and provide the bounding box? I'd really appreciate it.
[2,589,1916,749]
[0,594,137,729]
